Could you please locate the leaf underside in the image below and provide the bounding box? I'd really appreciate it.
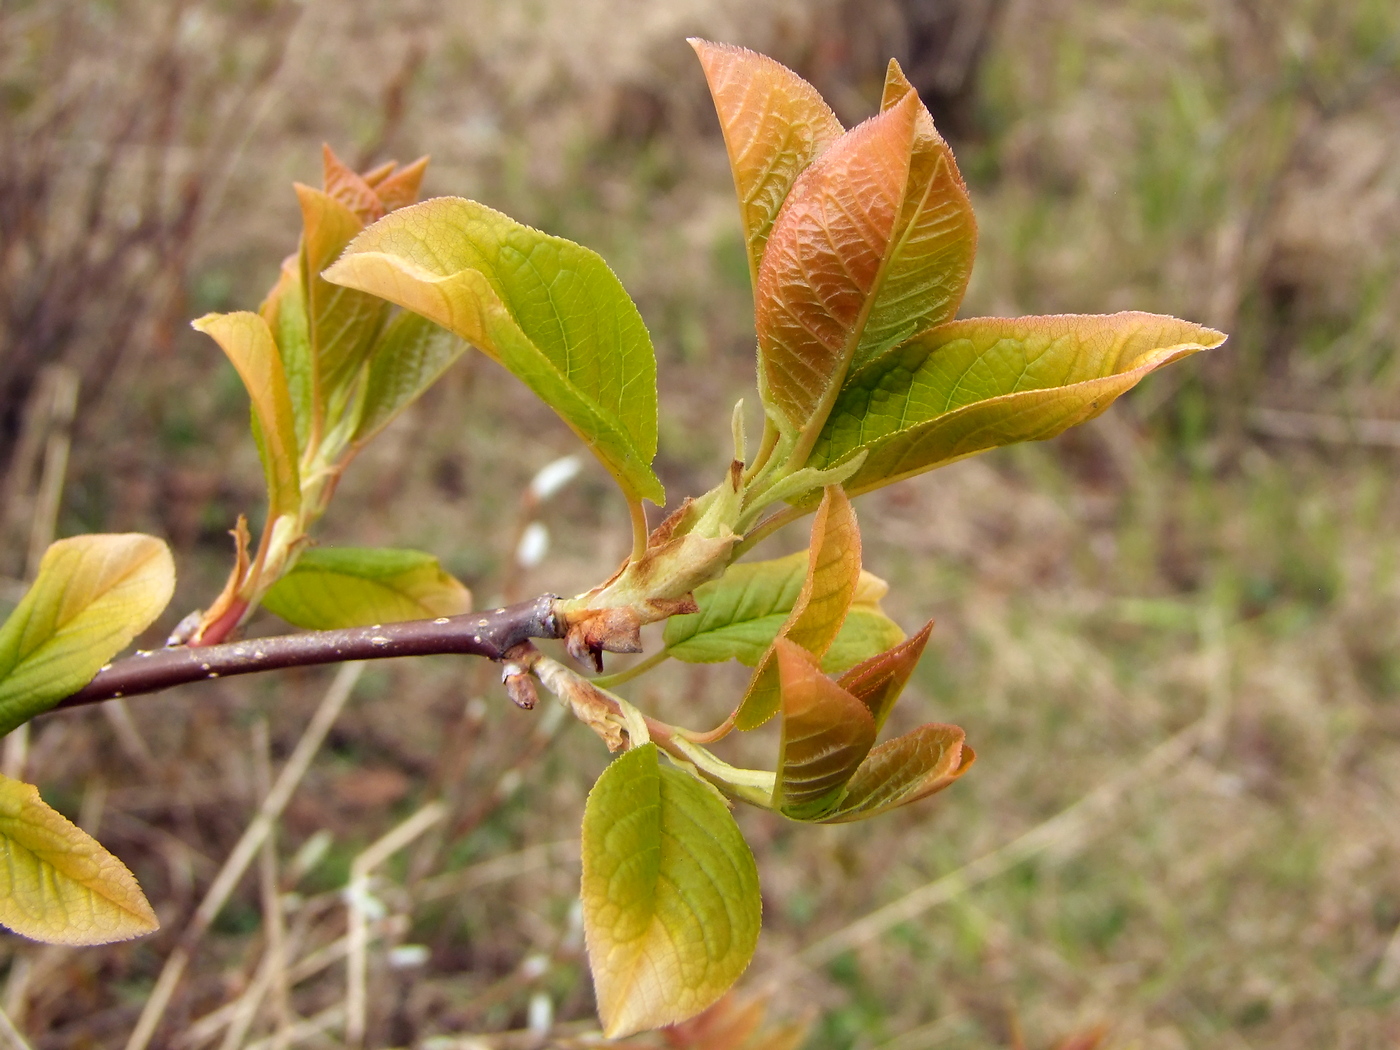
[817,723,974,823]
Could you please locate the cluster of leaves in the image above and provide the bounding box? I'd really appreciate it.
[0,38,1223,1044]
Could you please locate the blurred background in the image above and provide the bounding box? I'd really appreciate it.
[2,0,1400,1047]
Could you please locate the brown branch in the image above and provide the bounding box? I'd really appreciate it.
[53,596,564,713]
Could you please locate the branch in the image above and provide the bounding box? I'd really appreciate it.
[53,596,564,712]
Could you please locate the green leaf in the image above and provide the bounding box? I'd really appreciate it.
[772,639,876,820]
[260,547,471,630]
[664,551,900,672]
[192,311,302,518]
[819,604,907,676]
[258,258,314,450]
[322,197,664,505]
[0,535,175,736]
[352,311,469,446]
[581,743,761,1038]
[734,486,862,730]
[809,313,1227,497]
[815,723,974,823]
[689,39,844,289]
[0,773,159,944]
[835,620,934,732]
[296,185,389,405]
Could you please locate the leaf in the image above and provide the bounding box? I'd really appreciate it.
[815,723,974,823]
[755,95,919,439]
[323,198,664,505]
[854,59,976,374]
[835,620,933,732]
[320,143,386,225]
[258,257,314,449]
[0,773,159,944]
[581,743,761,1038]
[260,547,471,630]
[734,486,861,730]
[194,312,302,518]
[371,155,430,212]
[819,604,907,676]
[664,551,900,672]
[352,311,469,446]
[0,535,175,735]
[772,639,875,820]
[809,313,1227,497]
[296,186,389,403]
[689,39,843,288]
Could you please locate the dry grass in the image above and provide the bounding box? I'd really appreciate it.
[1,0,1399,1047]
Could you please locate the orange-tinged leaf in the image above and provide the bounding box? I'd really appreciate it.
[816,723,974,823]
[0,774,159,945]
[837,619,933,732]
[360,160,397,187]
[772,639,876,819]
[192,312,301,518]
[852,60,976,374]
[321,144,385,225]
[258,256,313,447]
[809,313,1226,497]
[296,185,389,400]
[372,155,429,212]
[755,94,918,439]
[734,486,860,730]
[689,39,844,287]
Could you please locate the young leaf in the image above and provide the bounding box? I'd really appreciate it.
[819,605,906,675]
[0,535,175,735]
[352,311,468,446]
[0,773,159,944]
[755,94,919,440]
[663,551,900,671]
[260,547,471,630]
[815,723,974,823]
[320,143,386,225]
[192,311,302,518]
[807,313,1227,498]
[835,620,934,732]
[323,198,665,505]
[370,155,430,212]
[772,639,876,820]
[688,39,843,288]
[296,185,389,403]
[258,258,314,449]
[734,486,860,730]
[581,743,761,1038]
[855,59,976,374]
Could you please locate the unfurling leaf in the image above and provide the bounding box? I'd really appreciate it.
[755,95,918,440]
[0,774,159,944]
[663,551,900,671]
[772,640,875,819]
[815,723,974,823]
[689,39,843,288]
[836,619,933,731]
[296,185,389,403]
[260,547,471,630]
[323,198,664,505]
[0,535,175,736]
[807,313,1226,497]
[581,743,761,1038]
[352,311,468,446]
[192,312,301,518]
[259,257,315,448]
